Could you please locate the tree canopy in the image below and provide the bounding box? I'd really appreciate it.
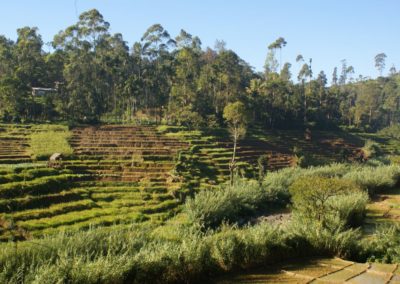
[0,9,398,132]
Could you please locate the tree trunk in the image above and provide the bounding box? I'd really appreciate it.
[229,128,238,186]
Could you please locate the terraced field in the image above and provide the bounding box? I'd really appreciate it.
[217,258,400,283]
[355,132,400,155]
[0,124,366,240]
[0,124,191,240]
[0,124,32,164]
[164,127,364,190]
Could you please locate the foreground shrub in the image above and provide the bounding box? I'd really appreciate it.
[289,177,367,228]
[355,224,400,263]
[264,162,400,198]
[286,218,362,259]
[185,179,274,228]
[0,218,369,284]
[342,164,400,193]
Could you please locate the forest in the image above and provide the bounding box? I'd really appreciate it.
[0,9,399,131]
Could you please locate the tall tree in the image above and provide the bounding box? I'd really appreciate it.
[339,59,347,85]
[332,67,338,85]
[141,24,175,121]
[223,101,249,185]
[14,27,46,88]
[268,37,287,71]
[53,9,112,121]
[280,62,292,81]
[375,53,387,77]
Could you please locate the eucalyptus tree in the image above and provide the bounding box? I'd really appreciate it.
[375,53,387,77]
[382,78,400,125]
[197,48,218,117]
[339,59,348,85]
[297,58,312,122]
[355,80,381,127]
[346,66,355,83]
[96,33,130,118]
[168,30,202,126]
[389,65,397,77]
[316,71,328,108]
[213,49,251,116]
[280,62,292,82]
[11,27,48,121]
[53,9,111,121]
[141,24,176,121]
[14,27,46,88]
[0,36,15,78]
[268,37,287,71]
[0,36,18,120]
[332,67,338,85]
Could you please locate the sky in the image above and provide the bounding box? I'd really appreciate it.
[0,0,399,82]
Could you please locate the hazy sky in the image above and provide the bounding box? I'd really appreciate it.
[1,0,399,82]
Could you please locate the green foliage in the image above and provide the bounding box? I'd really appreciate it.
[342,164,400,193]
[30,126,73,159]
[223,101,249,136]
[362,224,400,263]
[378,124,400,139]
[0,221,316,283]
[168,107,205,129]
[287,218,362,259]
[264,162,400,198]
[257,154,268,184]
[0,174,77,198]
[289,177,367,228]
[185,179,272,228]
[362,139,384,159]
[0,167,66,184]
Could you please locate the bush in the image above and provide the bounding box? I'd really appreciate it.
[362,139,384,160]
[185,179,272,228]
[289,177,366,228]
[264,163,400,198]
[169,108,204,130]
[378,124,400,139]
[287,218,362,259]
[361,224,400,263]
[343,164,400,193]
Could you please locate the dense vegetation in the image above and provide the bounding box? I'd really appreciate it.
[2,7,400,284]
[0,9,399,131]
[1,161,400,283]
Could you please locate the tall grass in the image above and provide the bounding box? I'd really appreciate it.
[1,161,400,282]
[361,224,400,263]
[264,162,400,197]
[30,126,73,160]
[185,179,277,228]
[0,216,367,283]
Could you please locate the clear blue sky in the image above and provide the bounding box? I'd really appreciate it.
[1,0,399,81]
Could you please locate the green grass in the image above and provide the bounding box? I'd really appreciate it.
[29,125,73,160]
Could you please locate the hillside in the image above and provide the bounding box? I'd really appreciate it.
[0,123,373,240]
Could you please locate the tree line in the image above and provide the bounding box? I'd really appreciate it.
[0,9,399,131]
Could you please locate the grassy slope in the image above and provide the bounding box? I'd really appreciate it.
[1,123,399,241]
